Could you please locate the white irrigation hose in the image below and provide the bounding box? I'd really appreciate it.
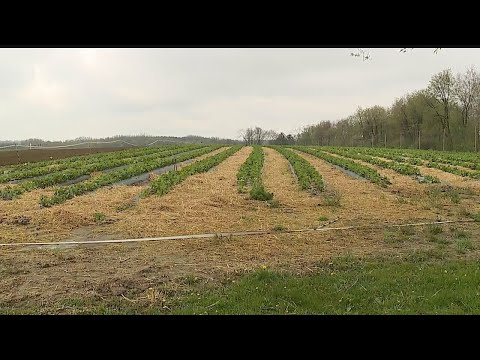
[0,219,475,249]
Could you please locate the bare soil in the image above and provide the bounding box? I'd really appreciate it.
[0,147,128,167]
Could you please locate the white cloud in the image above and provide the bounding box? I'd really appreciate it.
[2,48,480,140]
[18,64,68,111]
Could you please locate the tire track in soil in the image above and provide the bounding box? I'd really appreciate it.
[293,149,437,226]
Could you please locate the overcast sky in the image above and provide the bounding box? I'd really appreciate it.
[1,48,480,141]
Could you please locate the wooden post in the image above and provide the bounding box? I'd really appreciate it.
[418,130,421,150]
[384,132,387,148]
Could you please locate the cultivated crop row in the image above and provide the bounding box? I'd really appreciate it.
[0,145,206,200]
[0,144,202,183]
[0,144,190,175]
[351,147,480,180]
[320,147,440,183]
[272,146,324,193]
[355,147,480,171]
[39,146,222,207]
[236,146,272,200]
[144,146,243,197]
[294,147,391,187]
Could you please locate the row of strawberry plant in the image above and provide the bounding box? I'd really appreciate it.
[294,147,391,187]
[39,146,223,207]
[0,145,207,200]
[143,146,243,198]
[0,144,193,175]
[0,145,203,183]
[425,162,480,179]
[320,147,440,183]
[355,147,480,178]
[359,147,480,170]
[236,146,273,200]
[272,146,325,193]
[0,146,157,173]
[340,147,424,166]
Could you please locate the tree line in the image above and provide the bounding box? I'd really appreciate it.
[295,66,480,151]
[239,127,296,145]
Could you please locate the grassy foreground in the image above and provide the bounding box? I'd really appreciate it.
[2,256,480,315]
[173,258,480,315]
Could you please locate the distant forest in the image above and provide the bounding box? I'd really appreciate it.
[0,135,241,149]
[295,67,480,152]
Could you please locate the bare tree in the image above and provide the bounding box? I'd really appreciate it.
[426,69,456,150]
[454,66,480,126]
[472,92,480,151]
[239,128,255,145]
[264,130,278,144]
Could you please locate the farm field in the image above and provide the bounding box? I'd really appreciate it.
[1,144,480,314]
[0,147,128,166]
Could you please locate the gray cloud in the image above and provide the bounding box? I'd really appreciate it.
[1,48,480,141]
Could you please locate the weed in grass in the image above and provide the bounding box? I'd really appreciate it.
[273,224,287,232]
[115,201,136,212]
[446,188,461,204]
[426,188,443,210]
[396,196,408,204]
[468,212,480,222]
[458,207,471,218]
[94,212,107,224]
[399,225,415,237]
[323,191,341,207]
[184,275,201,286]
[384,230,400,244]
[457,238,474,254]
[454,229,469,240]
[427,233,450,245]
[428,224,443,235]
[267,199,280,208]
[318,216,329,222]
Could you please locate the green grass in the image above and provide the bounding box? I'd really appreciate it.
[3,256,480,315]
[172,259,480,314]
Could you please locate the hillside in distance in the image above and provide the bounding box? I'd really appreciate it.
[0,134,241,149]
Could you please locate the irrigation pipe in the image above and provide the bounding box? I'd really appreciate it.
[0,219,475,249]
